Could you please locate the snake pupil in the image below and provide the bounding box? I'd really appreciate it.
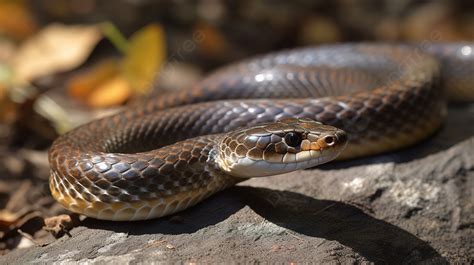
[324,136,335,145]
[284,132,302,147]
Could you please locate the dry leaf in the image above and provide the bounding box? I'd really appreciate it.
[122,23,166,94]
[0,88,20,125]
[194,22,227,57]
[0,1,37,40]
[87,76,131,108]
[0,210,21,226]
[44,214,80,238]
[12,23,102,83]
[0,83,6,102]
[67,59,120,101]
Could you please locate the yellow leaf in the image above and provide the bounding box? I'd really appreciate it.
[12,23,102,83]
[87,76,131,108]
[122,24,166,94]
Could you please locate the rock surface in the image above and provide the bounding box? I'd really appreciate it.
[2,104,473,264]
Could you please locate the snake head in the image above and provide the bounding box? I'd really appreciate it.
[216,118,348,178]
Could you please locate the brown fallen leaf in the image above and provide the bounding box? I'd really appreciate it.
[87,75,131,108]
[67,59,121,102]
[194,22,227,58]
[0,87,17,124]
[0,83,5,101]
[66,23,166,108]
[0,210,22,228]
[0,210,44,253]
[44,214,80,238]
[12,23,102,83]
[122,23,166,95]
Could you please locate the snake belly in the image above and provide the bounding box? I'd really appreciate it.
[49,43,473,221]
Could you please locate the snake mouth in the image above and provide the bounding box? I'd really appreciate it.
[222,149,344,178]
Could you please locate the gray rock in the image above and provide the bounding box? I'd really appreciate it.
[2,104,473,264]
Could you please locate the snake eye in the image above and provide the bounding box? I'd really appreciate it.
[284,132,302,147]
[324,135,335,146]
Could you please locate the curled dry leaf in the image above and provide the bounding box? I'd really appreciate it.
[67,59,121,102]
[87,76,131,108]
[67,23,166,108]
[122,23,166,94]
[44,214,80,238]
[0,210,45,253]
[67,58,133,108]
[12,23,102,83]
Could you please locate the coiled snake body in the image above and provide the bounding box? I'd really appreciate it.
[49,44,474,221]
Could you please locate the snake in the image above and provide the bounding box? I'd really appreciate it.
[49,43,474,221]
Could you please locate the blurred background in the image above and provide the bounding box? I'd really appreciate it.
[0,0,472,254]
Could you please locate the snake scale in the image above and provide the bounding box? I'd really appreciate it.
[49,43,474,221]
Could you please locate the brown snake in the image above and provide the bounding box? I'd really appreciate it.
[49,43,474,221]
